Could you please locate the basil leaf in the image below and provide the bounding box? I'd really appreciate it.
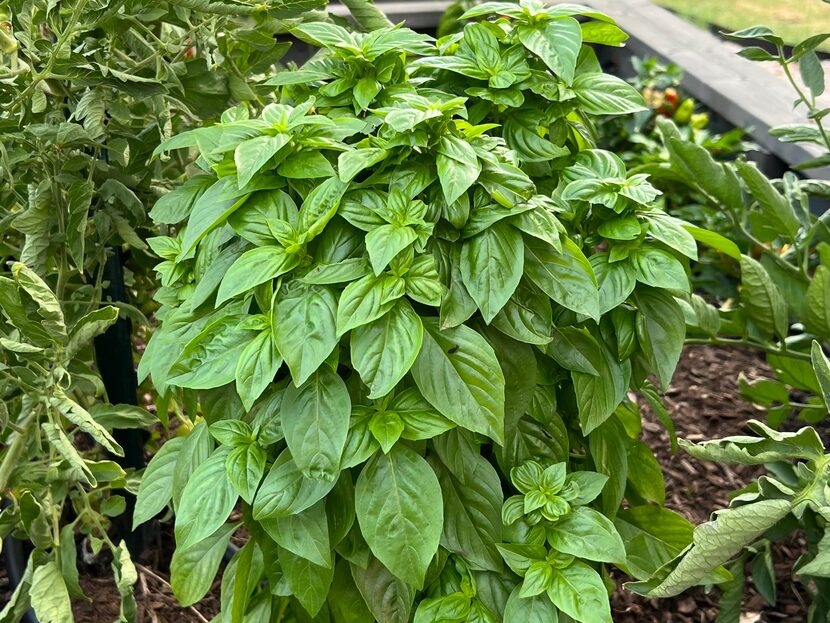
[262,499,331,567]
[171,523,238,607]
[524,237,599,320]
[273,282,338,386]
[351,299,424,399]
[216,246,299,305]
[412,319,506,444]
[634,288,685,390]
[282,367,352,481]
[253,450,338,520]
[517,18,581,84]
[461,223,524,323]
[437,136,481,205]
[547,507,626,563]
[356,445,443,587]
[546,561,611,623]
[133,436,184,527]
[235,329,283,411]
[572,73,647,115]
[175,447,238,549]
[337,274,405,336]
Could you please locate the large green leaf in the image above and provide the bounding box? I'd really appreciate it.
[351,299,424,399]
[282,367,351,481]
[411,319,506,443]
[235,329,283,411]
[169,312,254,390]
[351,557,416,623]
[171,523,238,607]
[366,224,419,276]
[629,246,689,291]
[461,223,524,323]
[503,586,558,623]
[572,73,647,115]
[433,432,503,571]
[175,447,238,548]
[262,499,331,567]
[133,436,184,527]
[491,282,553,345]
[634,288,685,390]
[337,274,405,336]
[547,561,612,623]
[216,246,299,304]
[518,18,581,84]
[226,442,266,505]
[591,254,636,315]
[437,136,481,205]
[573,339,629,434]
[253,450,337,520]
[273,282,338,386]
[279,546,335,616]
[588,416,630,517]
[355,445,443,587]
[547,507,626,563]
[298,176,349,241]
[181,176,251,255]
[524,237,599,319]
[235,134,290,189]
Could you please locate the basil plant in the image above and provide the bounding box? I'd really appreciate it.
[137,2,726,621]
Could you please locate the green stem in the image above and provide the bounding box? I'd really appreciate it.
[6,0,89,113]
[779,54,830,153]
[165,0,268,15]
[787,402,825,410]
[0,409,36,494]
[684,337,812,362]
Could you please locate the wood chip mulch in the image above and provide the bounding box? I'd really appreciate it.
[613,346,811,623]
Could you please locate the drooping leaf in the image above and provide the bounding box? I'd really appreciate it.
[355,445,443,587]
[282,367,351,481]
[411,319,506,444]
[461,223,524,323]
[351,299,424,399]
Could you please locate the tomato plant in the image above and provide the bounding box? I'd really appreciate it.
[135,3,747,620]
[627,23,830,621]
[0,0,325,619]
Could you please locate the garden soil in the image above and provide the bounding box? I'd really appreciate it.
[0,346,816,622]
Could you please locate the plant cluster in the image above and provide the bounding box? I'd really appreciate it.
[135,3,761,621]
[616,23,830,623]
[0,0,324,618]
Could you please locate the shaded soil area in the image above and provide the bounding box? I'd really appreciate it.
[0,345,816,622]
[1,523,222,623]
[613,346,810,623]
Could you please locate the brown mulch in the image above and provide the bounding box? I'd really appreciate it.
[0,345,815,622]
[70,521,223,623]
[612,346,810,623]
[69,561,221,623]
